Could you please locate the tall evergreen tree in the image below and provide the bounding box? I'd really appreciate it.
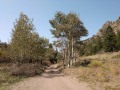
[104,26,117,52]
[96,36,103,52]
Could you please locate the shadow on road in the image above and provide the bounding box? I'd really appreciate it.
[41,64,65,78]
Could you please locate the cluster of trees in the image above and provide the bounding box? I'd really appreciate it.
[1,12,88,67]
[1,12,119,67]
[0,42,8,57]
[9,13,59,65]
[0,13,57,65]
[0,42,10,63]
[49,12,88,67]
[80,26,120,56]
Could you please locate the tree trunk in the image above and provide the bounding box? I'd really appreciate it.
[71,37,74,65]
[67,41,70,68]
[74,51,77,63]
[63,49,65,68]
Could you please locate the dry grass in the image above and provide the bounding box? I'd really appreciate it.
[80,51,120,61]
[88,60,103,68]
[64,52,120,90]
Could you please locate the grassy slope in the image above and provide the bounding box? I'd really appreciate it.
[80,51,120,60]
[64,52,120,90]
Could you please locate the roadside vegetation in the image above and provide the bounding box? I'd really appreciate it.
[80,25,120,56]
[0,13,55,89]
[0,63,25,90]
[64,52,120,90]
[62,17,120,90]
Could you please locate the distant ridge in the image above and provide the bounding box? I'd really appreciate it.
[97,17,120,36]
[84,16,120,42]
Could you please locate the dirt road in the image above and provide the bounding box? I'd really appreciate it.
[10,64,92,90]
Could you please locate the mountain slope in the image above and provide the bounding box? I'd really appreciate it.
[97,17,120,36]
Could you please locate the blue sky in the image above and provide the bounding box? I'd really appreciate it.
[0,0,120,43]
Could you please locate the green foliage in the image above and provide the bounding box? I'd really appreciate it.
[0,43,8,57]
[104,26,117,52]
[49,43,53,48]
[50,11,88,66]
[10,13,49,63]
[116,30,120,50]
[49,11,88,40]
[96,36,103,51]
[11,64,44,76]
[84,26,119,56]
[10,13,34,62]
[45,43,54,58]
[85,35,104,56]
[79,45,85,56]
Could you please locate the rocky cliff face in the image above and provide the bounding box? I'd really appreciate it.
[97,17,120,36]
[83,17,120,42]
[111,17,120,33]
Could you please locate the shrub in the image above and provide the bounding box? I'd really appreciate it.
[42,60,51,67]
[73,59,91,67]
[11,64,44,77]
[89,60,103,68]
[0,57,11,63]
[72,61,81,67]
[80,59,91,66]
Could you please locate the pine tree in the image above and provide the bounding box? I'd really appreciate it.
[96,36,103,52]
[104,26,117,52]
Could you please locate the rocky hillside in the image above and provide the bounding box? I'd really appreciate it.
[83,16,120,43]
[97,17,120,36]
